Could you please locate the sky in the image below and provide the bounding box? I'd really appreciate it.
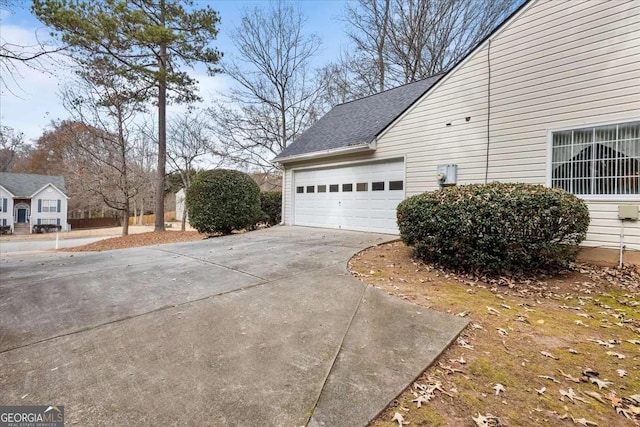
[0,0,352,143]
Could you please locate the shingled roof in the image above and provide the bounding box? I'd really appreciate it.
[0,172,67,197]
[275,74,443,162]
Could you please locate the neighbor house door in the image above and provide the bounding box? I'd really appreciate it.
[17,208,27,223]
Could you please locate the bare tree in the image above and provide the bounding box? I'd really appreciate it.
[208,1,322,171]
[0,126,26,172]
[340,0,519,94]
[167,112,217,230]
[0,2,66,95]
[61,64,147,236]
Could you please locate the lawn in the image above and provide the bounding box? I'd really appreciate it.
[350,241,639,427]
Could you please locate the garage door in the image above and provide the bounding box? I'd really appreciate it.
[293,159,405,234]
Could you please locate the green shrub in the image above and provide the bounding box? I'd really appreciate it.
[397,183,590,275]
[186,169,262,235]
[260,191,282,226]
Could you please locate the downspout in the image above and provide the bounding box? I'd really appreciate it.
[280,167,285,225]
[485,39,492,184]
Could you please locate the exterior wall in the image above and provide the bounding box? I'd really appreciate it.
[175,189,187,223]
[0,186,15,231]
[30,185,69,231]
[374,0,640,250]
[283,0,639,250]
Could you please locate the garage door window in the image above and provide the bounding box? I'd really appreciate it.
[372,181,385,191]
[318,185,327,193]
[356,182,368,191]
[342,183,353,192]
[389,180,404,190]
[306,185,315,193]
[329,184,339,192]
[296,186,304,194]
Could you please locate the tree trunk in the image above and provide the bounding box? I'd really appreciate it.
[155,1,167,232]
[122,200,129,236]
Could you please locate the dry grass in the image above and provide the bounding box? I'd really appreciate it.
[349,241,640,427]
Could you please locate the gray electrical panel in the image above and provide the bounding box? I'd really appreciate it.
[437,164,458,186]
[618,205,639,221]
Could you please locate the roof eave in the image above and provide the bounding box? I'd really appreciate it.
[0,184,16,198]
[29,183,69,199]
[274,141,376,165]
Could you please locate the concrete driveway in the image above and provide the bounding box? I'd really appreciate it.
[0,226,467,426]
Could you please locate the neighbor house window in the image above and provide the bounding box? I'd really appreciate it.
[356,183,368,191]
[342,183,353,192]
[551,121,639,196]
[296,186,304,194]
[306,185,315,193]
[329,184,339,192]
[318,185,327,193]
[40,199,58,212]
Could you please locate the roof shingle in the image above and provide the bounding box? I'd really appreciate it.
[275,74,443,160]
[0,172,67,197]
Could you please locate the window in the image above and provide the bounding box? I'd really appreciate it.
[356,182,368,192]
[41,199,57,212]
[40,218,58,225]
[296,186,304,194]
[372,181,385,191]
[389,180,404,190]
[329,184,339,192]
[551,121,639,196]
[0,197,5,212]
[318,185,327,193]
[342,183,353,192]
[306,185,315,193]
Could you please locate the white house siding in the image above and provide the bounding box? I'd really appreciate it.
[369,0,640,250]
[30,185,69,231]
[0,186,15,231]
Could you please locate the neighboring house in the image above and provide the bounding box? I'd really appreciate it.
[0,172,70,234]
[275,0,640,252]
[175,188,187,223]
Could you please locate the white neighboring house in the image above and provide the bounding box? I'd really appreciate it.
[0,172,70,234]
[275,0,640,253]
[175,188,187,224]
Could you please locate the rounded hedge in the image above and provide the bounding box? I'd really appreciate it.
[260,191,282,226]
[186,169,262,234]
[396,183,590,275]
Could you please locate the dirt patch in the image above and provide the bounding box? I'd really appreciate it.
[64,231,205,252]
[350,241,640,427]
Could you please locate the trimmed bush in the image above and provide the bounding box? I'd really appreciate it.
[32,224,62,233]
[186,169,262,235]
[397,183,590,275]
[260,191,282,226]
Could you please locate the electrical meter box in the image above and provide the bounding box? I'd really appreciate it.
[437,164,458,186]
[618,205,639,221]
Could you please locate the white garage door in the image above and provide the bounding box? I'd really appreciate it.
[293,159,405,234]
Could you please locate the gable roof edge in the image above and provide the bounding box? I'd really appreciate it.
[0,184,16,198]
[30,183,69,199]
[376,0,535,142]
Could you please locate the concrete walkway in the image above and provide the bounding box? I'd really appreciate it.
[0,226,467,426]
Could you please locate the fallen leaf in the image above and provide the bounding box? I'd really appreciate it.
[616,369,627,378]
[541,351,559,360]
[392,412,409,426]
[582,390,605,404]
[471,323,484,330]
[626,339,640,345]
[497,328,508,336]
[559,369,580,383]
[487,306,500,315]
[606,351,626,359]
[590,377,613,390]
[570,416,598,426]
[538,375,561,384]
[412,395,430,408]
[536,386,546,395]
[472,413,501,427]
[560,388,588,403]
[493,383,505,395]
[568,349,580,354]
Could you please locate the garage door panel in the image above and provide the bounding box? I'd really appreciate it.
[293,159,404,234]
